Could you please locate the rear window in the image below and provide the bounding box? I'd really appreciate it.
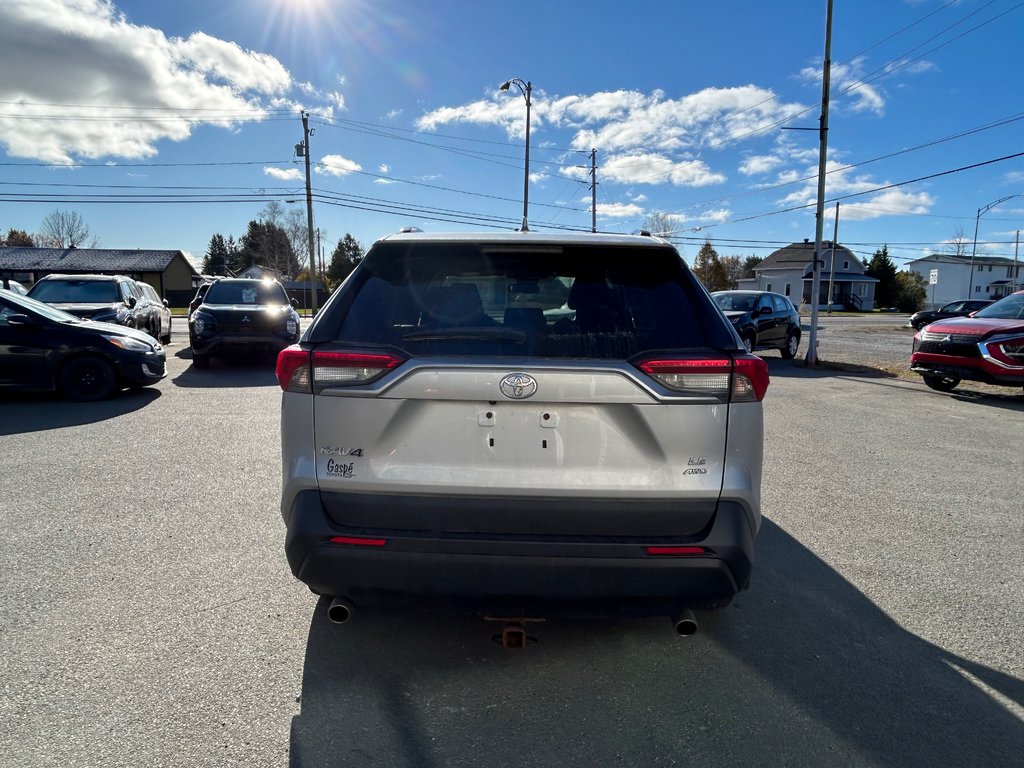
[328,242,733,358]
[205,281,287,305]
[29,279,120,304]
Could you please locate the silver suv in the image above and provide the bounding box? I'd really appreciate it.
[278,231,768,632]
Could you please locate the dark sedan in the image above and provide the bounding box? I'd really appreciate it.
[909,299,993,330]
[27,273,152,331]
[0,289,166,401]
[712,290,802,358]
[189,278,300,368]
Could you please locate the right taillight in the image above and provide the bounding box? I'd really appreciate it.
[637,355,769,402]
[277,347,406,393]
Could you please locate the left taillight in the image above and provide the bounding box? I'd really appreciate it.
[277,346,405,393]
[276,346,311,392]
[636,355,769,402]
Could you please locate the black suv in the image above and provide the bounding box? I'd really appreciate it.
[27,274,148,329]
[189,278,300,368]
[712,290,802,358]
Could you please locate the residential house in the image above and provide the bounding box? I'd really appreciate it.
[736,239,877,310]
[906,253,1022,309]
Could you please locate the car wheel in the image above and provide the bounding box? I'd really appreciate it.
[922,374,960,392]
[160,318,172,345]
[781,332,800,359]
[59,356,118,402]
[741,331,755,354]
[192,350,210,369]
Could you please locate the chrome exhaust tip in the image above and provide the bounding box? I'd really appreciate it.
[672,609,698,637]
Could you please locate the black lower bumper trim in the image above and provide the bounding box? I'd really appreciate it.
[284,490,755,615]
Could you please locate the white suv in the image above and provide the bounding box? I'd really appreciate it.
[278,231,768,632]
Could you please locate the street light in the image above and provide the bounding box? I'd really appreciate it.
[969,193,1021,298]
[499,77,532,232]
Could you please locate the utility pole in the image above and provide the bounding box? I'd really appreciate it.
[300,112,318,316]
[589,149,598,233]
[1014,230,1020,292]
[805,0,833,366]
[826,201,840,315]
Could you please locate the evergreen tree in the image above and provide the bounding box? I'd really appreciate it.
[3,228,35,246]
[741,255,764,279]
[235,219,298,277]
[893,271,927,313]
[326,234,365,284]
[202,233,230,275]
[866,245,898,308]
[692,241,730,291]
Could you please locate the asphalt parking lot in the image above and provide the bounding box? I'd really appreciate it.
[1,322,1021,767]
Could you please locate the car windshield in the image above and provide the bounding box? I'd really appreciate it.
[29,280,120,304]
[1,288,80,323]
[712,293,758,311]
[334,242,732,358]
[205,281,288,305]
[974,293,1024,320]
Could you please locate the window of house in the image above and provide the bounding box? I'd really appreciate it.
[843,260,849,270]
[859,284,867,297]
[784,283,790,296]
[766,283,772,292]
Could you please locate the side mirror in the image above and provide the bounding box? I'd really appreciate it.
[127,296,137,309]
[290,298,299,310]
[163,299,169,308]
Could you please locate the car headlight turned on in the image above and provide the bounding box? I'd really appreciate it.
[103,334,156,353]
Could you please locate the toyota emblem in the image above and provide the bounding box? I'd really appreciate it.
[499,372,538,400]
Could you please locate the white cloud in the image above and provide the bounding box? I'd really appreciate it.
[317,154,362,176]
[374,178,397,185]
[595,202,645,218]
[177,32,290,93]
[800,58,887,115]
[597,153,726,187]
[0,0,302,164]
[264,166,302,181]
[739,154,784,176]
[833,190,935,221]
[326,91,346,110]
[378,164,390,173]
[385,109,403,120]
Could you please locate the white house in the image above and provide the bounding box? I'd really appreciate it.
[736,240,878,310]
[906,254,1022,309]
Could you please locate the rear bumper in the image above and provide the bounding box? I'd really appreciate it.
[283,489,755,615]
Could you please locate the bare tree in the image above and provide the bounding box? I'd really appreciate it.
[283,208,311,271]
[642,211,675,238]
[38,210,98,248]
[946,227,970,257]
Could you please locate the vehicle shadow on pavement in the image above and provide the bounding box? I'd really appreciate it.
[171,349,278,388]
[287,519,1023,768]
[0,387,160,435]
[763,357,902,380]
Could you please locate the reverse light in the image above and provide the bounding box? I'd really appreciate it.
[311,351,404,388]
[637,355,769,402]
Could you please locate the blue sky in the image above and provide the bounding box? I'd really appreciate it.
[1,0,1022,271]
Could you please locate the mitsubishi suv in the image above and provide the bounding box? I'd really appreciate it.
[278,231,769,628]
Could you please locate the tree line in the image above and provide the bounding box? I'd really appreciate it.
[200,202,364,290]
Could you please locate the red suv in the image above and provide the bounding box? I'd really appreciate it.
[910,290,1024,393]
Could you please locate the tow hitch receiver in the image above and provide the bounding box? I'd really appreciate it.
[484,616,545,649]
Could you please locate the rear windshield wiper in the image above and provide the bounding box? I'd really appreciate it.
[402,326,527,343]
